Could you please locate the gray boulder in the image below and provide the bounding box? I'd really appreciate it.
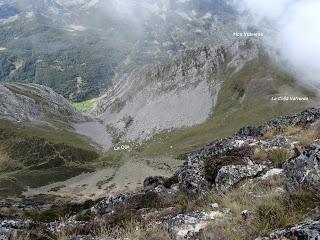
[215,164,266,191]
[143,176,166,188]
[165,210,228,239]
[283,144,320,192]
[91,187,169,215]
[257,219,320,240]
[0,228,12,240]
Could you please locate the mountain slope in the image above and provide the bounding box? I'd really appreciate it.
[0,83,100,198]
[92,39,318,157]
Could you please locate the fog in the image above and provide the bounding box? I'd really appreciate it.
[236,0,320,88]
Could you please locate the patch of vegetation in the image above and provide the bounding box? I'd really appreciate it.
[295,121,320,146]
[202,176,319,239]
[72,99,95,111]
[253,148,268,162]
[164,192,197,213]
[268,148,290,168]
[25,200,95,223]
[251,191,317,236]
[96,176,114,190]
[0,119,99,197]
[49,185,66,192]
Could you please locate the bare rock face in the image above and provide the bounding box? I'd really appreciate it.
[0,83,84,122]
[215,164,266,192]
[283,144,320,192]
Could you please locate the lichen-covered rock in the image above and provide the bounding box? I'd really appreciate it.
[91,187,170,215]
[165,210,228,239]
[215,164,266,191]
[177,155,210,196]
[283,144,320,192]
[257,219,320,240]
[0,228,12,240]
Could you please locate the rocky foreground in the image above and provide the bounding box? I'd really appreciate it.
[1,107,320,239]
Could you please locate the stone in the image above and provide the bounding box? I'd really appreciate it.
[91,188,169,215]
[211,203,219,210]
[215,164,266,191]
[241,210,255,220]
[165,211,226,239]
[283,144,320,192]
[257,219,320,240]
[0,228,12,240]
[143,176,166,188]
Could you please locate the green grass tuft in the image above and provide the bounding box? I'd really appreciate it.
[73,100,95,111]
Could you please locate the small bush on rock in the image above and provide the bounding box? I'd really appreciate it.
[268,148,290,168]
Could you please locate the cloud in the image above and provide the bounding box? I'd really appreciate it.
[236,0,320,88]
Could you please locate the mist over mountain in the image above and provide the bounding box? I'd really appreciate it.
[0,0,240,101]
[234,0,320,90]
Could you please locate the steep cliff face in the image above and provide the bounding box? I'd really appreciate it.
[92,39,260,141]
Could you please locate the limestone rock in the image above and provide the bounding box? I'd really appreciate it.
[257,219,320,240]
[215,164,266,191]
[283,144,320,192]
[165,210,227,239]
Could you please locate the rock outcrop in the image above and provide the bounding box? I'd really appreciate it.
[165,210,230,239]
[215,164,266,192]
[283,144,320,192]
[177,107,320,196]
[237,107,320,138]
[257,219,320,240]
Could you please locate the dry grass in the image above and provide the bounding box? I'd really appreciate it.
[262,128,279,140]
[283,126,302,136]
[253,148,268,162]
[294,121,320,146]
[55,221,170,240]
[202,176,318,239]
[268,148,290,168]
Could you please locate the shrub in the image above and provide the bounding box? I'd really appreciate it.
[268,148,290,168]
[253,148,268,162]
[251,190,317,236]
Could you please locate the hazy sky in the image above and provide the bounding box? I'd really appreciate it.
[237,0,320,88]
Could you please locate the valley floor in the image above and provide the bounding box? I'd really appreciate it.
[23,157,182,202]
